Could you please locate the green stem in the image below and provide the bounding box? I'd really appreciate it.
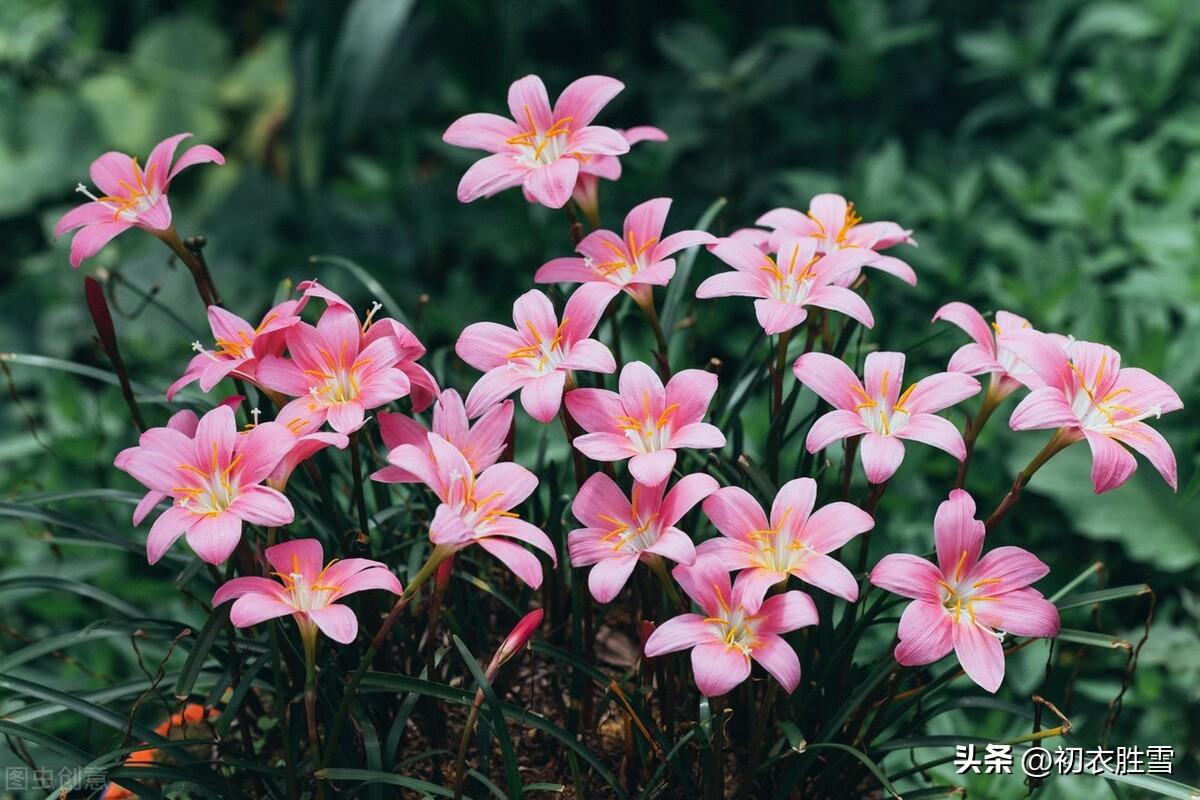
[320,547,452,769]
[985,429,1072,531]
[647,554,684,611]
[269,620,298,800]
[303,629,322,766]
[954,381,1003,489]
[635,294,672,380]
[348,432,371,551]
[452,693,485,800]
[767,330,793,482]
[157,227,220,308]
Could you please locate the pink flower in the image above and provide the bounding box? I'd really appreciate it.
[167,301,304,400]
[371,389,513,484]
[565,361,725,485]
[390,433,557,588]
[267,398,350,489]
[756,193,917,287]
[296,280,440,412]
[643,555,818,696]
[794,352,980,483]
[932,303,1060,400]
[697,236,877,335]
[456,285,615,423]
[1005,333,1183,493]
[869,489,1059,693]
[114,405,294,565]
[56,133,224,268]
[571,126,667,213]
[442,74,630,208]
[567,472,717,603]
[213,539,401,644]
[487,609,545,678]
[697,477,874,605]
[255,303,414,434]
[535,197,716,307]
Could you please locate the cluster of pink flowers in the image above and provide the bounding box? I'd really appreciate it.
[79,70,1183,706]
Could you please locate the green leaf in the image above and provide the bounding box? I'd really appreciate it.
[321,0,416,165]
[453,635,521,799]
[0,575,142,617]
[310,254,410,325]
[174,604,230,700]
[1056,584,1152,611]
[361,672,627,798]
[316,768,455,796]
[661,196,727,336]
[1055,628,1133,649]
[1098,770,1200,800]
[797,742,902,799]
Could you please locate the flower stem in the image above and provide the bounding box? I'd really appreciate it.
[646,554,684,611]
[269,620,298,800]
[348,432,372,552]
[157,227,220,308]
[83,276,146,432]
[954,381,1002,489]
[634,294,672,380]
[452,692,485,800]
[320,547,452,769]
[767,330,793,482]
[855,480,890,575]
[302,629,322,766]
[985,429,1072,532]
[559,373,589,487]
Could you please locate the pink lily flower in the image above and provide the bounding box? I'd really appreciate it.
[535,197,717,308]
[114,405,294,565]
[255,303,413,434]
[932,302,1061,401]
[390,433,557,588]
[696,477,874,605]
[643,554,818,696]
[296,280,440,412]
[267,398,350,489]
[567,472,717,603]
[756,193,917,287]
[698,236,877,335]
[56,133,225,268]
[167,301,304,400]
[869,489,1059,693]
[1005,332,1183,493]
[456,285,615,423]
[571,126,668,218]
[213,539,402,644]
[442,74,630,208]
[793,352,980,483]
[565,361,725,485]
[127,409,199,527]
[371,389,513,484]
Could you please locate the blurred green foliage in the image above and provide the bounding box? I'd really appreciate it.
[1,0,1198,796]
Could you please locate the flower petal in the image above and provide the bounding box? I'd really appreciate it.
[628,450,676,486]
[805,409,871,452]
[859,433,905,483]
[1084,430,1137,493]
[457,153,526,202]
[553,75,624,128]
[229,485,294,527]
[894,413,966,460]
[443,113,523,152]
[520,371,567,423]
[752,633,802,693]
[702,487,768,542]
[644,613,716,656]
[793,353,866,411]
[894,600,954,666]
[184,513,243,565]
[934,488,984,577]
[953,621,1005,693]
[588,554,639,603]
[691,642,752,696]
[523,158,579,208]
[659,473,719,527]
[307,605,358,644]
[902,373,980,415]
[869,554,941,601]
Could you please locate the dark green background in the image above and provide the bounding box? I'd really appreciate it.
[1,1,1197,796]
